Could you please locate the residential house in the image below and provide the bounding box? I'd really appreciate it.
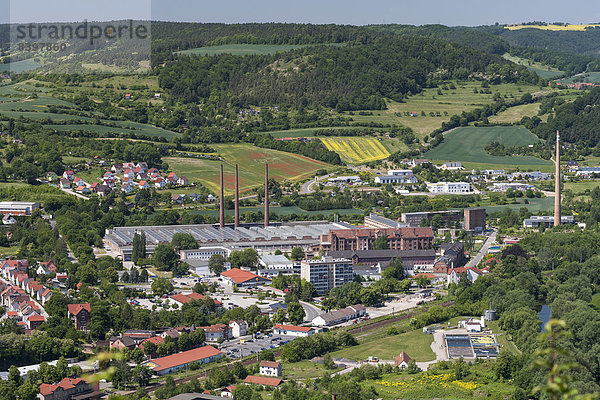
[167,172,178,184]
[161,328,181,341]
[36,261,57,275]
[73,177,86,187]
[395,352,412,369]
[111,163,123,173]
[59,178,71,189]
[229,320,248,338]
[27,314,45,330]
[121,184,134,194]
[63,171,75,180]
[38,377,98,400]
[138,181,150,190]
[110,336,137,351]
[259,361,282,377]
[177,176,189,186]
[123,169,134,179]
[201,324,231,342]
[155,177,167,188]
[67,303,91,331]
[96,185,111,197]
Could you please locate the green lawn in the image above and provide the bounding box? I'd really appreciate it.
[283,360,336,380]
[330,328,435,362]
[424,126,552,171]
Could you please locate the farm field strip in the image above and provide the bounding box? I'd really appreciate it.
[321,137,390,163]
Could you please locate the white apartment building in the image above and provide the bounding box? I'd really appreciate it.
[300,257,353,294]
[374,170,418,184]
[426,182,471,194]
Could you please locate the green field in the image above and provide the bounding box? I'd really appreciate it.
[502,54,564,79]
[165,143,331,194]
[555,72,600,84]
[330,329,435,362]
[0,60,43,73]
[260,127,350,138]
[177,44,327,56]
[424,126,552,170]
[321,137,391,164]
[564,180,600,194]
[484,196,554,214]
[339,82,551,138]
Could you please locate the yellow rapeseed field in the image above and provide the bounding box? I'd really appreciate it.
[320,137,390,164]
[506,24,600,31]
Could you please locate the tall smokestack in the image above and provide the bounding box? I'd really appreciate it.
[234,164,239,228]
[219,164,224,228]
[264,164,269,227]
[554,130,561,227]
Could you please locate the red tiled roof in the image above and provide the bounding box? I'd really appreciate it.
[67,303,90,316]
[39,378,84,396]
[141,336,164,347]
[201,324,228,333]
[273,324,313,333]
[395,351,411,366]
[244,375,282,387]
[413,273,436,279]
[170,293,222,306]
[28,314,45,321]
[259,361,281,368]
[148,345,221,372]
[221,268,271,284]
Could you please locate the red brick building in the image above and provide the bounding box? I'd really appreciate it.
[39,377,99,400]
[319,227,433,252]
[67,303,91,331]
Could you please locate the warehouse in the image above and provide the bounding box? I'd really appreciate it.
[143,346,222,375]
[105,221,351,261]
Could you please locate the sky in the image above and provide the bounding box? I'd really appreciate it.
[2,0,600,26]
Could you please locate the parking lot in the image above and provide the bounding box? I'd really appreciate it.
[220,334,299,359]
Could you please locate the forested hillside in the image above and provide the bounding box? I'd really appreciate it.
[533,87,600,147]
[368,24,510,55]
[158,36,541,111]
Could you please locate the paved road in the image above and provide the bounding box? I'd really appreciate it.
[466,229,497,268]
[300,173,335,194]
[60,188,90,200]
[300,300,322,322]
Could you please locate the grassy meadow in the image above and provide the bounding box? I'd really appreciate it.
[330,329,435,362]
[339,81,550,138]
[488,103,542,124]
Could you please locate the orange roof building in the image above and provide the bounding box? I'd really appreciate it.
[220,268,271,287]
[143,345,222,375]
[244,375,282,387]
[272,324,316,337]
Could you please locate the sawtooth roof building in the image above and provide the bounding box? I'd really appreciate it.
[105,221,351,261]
